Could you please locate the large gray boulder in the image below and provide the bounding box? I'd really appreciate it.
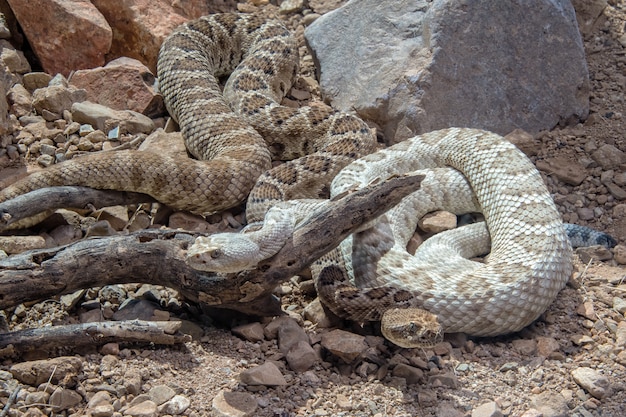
[305,0,589,143]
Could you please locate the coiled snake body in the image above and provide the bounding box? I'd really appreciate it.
[192,128,576,347]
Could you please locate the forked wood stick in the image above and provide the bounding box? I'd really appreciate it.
[0,174,424,316]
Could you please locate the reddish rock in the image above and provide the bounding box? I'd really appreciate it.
[91,0,187,73]
[69,57,164,116]
[7,0,112,76]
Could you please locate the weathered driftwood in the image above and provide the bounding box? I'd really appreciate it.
[0,186,155,230]
[0,320,190,356]
[0,174,424,317]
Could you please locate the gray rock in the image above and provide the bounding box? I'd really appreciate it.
[158,394,190,415]
[239,362,287,386]
[428,373,458,388]
[536,157,587,186]
[111,299,165,321]
[123,370,142,396]
[85,220,118,237]
[614,244,626,265]
[275,316,310,354]
[25,391,50,405]
[614,297,626,314]
[212,390,257,417]
[0,235,47,254]
[572,0,608,36]
[605,182,626,200]
[22,72,53,91]
[391,363,424,385]
[49,224,82,246]
[39,143,57,156]
[575,245,613,263]
[530,391,570,417]
[0,40,30,73]
[89,390,116,410]
[303,297,341,328]
[472,401,503,417]
[285,340,318,372]
[48,388,83,411]
[305,0,589,143]
[232,322,266,342]
[279,0,304,14]
[32,84,86,118]
[79,123,95,136]
[148,384,175,405]
[71,101,155,134]
[123,400,158,417]
[90,403,115,417]
[7,83,33,117]
[616,321,626,348]
[591,144,626,170]
[0,65,12,136]
[571,367,612,399]
[576,207,595,221]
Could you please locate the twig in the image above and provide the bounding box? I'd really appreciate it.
[0,385,20,417]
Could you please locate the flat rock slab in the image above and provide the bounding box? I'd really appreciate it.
[305,0,589,143]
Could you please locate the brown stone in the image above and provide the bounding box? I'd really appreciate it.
[10,356,82,386]
[91,0,187,73]
[239,362,287,386]
[536,336,560,357]
[69,57,164,116]
[506,128,539,157]
[212,390,257,417]
[320,329,367,363]
[536,156,587,186]
[7,0,112,76]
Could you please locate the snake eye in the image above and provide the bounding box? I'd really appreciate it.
[210,249,222,259]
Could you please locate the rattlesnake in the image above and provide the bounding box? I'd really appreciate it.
[0,14,375,225]
[190,128,580,347]
[0,15,615,348]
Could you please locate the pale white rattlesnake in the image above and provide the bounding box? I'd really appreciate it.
[189,128,600,348]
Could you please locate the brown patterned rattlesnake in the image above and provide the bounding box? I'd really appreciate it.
[0,14,375,225]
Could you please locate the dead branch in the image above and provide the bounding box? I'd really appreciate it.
[0,320,191,356]
[0,174,423,316]
[0,186,155,230]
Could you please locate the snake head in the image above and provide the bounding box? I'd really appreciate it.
[186,234,260,273]
[380,307,444,349]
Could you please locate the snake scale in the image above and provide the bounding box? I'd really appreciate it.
[0,14,616,347]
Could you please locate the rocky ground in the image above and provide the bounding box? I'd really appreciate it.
[0,1,625,417]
